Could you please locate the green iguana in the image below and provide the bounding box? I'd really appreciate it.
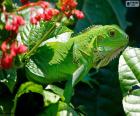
[26,25,128,86]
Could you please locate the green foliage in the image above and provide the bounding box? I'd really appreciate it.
[0,85,13,114]
[12,82,79,116]
[39,101,79,116]
[19,21,72,49]
[45,85,64,99]
[3,0,13,11]
[0,68,17,92]
[12,82,43,114]
[119,47,140,115]
[25,31,72,84]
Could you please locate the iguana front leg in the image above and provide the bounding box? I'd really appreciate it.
[64,57,89,103]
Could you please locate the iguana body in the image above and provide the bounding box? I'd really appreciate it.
[26,25,128,84]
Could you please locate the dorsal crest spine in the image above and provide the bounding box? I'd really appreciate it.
[81,25,103,34]
[73,25,103,37]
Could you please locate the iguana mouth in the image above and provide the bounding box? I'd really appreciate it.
[95,46,125,68]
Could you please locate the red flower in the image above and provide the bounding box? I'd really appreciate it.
[1,40,8,52]
[30,7,59,24]
[15,44,28,54]
[35,12,43,21]
[60,0,77,11]
[16,16,25,25]
[39,1,49,9]
[5,15,25,33]
[60,0,84,19]
[5,23,13,31]
[1,53,13,69]
[69,0,77,8]
[52,9,60,16]
[10,41,27,55]
[73,10,84,19]
[30,16,38,24]
[44,9,53,21]
[0,40,27,69]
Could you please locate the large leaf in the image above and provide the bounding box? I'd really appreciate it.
[12,82,62,115]
[39,101,79,116]
[12,82,44,114]
[75,0,127,32]
[45,85,64,100]
[43,91,60,106]
[0,68,17,92]
[119,46,140,115]
[25,31,73,84]
[18,21,73,49]
[19,21,55,49]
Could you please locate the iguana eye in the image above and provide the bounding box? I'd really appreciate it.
[109,30,115,37]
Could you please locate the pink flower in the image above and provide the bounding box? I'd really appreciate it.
[0,40,27,69]
[60,0,84,19]
[30,16,38,24]
[0,53,13,69]
[60,0,78,11]
[1,40,8,52]
[15,44,28,54]
[39,1,49,9]
[10,41,27,55]
[5,15,25,33]
[51,9,60,16]
[73,10,84,19]
[30,8,58,24]
[16,16,25,25]
[44,9,53,21]
[5,23,13,31]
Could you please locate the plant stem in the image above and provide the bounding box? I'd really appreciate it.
[24,23,56,60]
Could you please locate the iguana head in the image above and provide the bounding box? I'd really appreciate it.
[92,25,129,69]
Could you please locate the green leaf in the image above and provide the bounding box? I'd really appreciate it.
[39,103,59,116]
[3,0,13,11]
[45,85,64,100]
[39,101,78,116]
[43,90,60,106]
[19,21,55,49]
[0,68,17,93]
[25,31,73,84]
[0,29,10,43]
[119,46,140,115]
[57,102,78,116]
[12,82,65,115]
[19,21,73,49]
[0,96,13,114]
[75,0,127,32]
[12,82,43,114]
